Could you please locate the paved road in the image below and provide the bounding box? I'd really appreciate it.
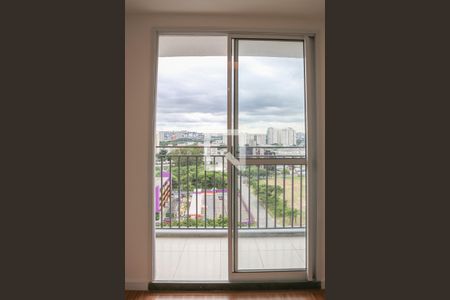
[239,177,275,228]
[161,179,278,228]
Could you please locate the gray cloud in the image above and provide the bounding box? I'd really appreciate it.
[156,56,305,133]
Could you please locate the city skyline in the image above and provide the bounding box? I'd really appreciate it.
[157,127,305,147]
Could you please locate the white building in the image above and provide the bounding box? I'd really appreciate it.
[246,134,257,146]
[286,127,296,145]
[255,134,267,145]
[267,127,295,145]
[267,127,275,144]
[159,131,169,142]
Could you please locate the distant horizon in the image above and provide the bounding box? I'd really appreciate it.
[156,128,306,135]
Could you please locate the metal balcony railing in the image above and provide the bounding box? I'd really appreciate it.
[155,146,306,230]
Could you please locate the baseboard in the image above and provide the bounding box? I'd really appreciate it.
[125,281,149,291]
[148,281,321,291]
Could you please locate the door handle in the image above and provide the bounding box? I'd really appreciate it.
[225,152,239,167]
[224,152,245,171]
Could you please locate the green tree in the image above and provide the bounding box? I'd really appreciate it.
[156,149,168,161]
[171,167,227,192]
[171,216,228,228]
[167,148,204,167]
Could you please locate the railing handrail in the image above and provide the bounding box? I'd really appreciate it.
[156,145,304,149]
[156,145,226,148]
[158,155,225,157]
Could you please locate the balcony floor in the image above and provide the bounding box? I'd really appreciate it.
[155,236,306,281]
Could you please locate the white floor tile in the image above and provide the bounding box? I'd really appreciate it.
[259,249,304,269]
[220,251,228,280]
[291,237,307,250]
[155,238,187,252]
[237,250,264,270]
[155,236,306,280]
[219,238,228,251]
[183,238,221,252]
[255,237,298,251]
[294,249,306,267]
[154,251,182,280]
[236,238,259,251]
[174,250,221,281]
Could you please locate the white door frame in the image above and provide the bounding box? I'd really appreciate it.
[150,30,318,283]
[226,33,317,282]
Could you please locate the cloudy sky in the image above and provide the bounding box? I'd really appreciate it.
[156,55,305,134]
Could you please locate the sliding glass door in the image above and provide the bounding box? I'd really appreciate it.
[227,35,315,282]
[152,33,315,283]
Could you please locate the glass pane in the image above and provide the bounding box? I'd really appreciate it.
[235,39,307,271]
[236,40,305,159]
[154,35,229,281]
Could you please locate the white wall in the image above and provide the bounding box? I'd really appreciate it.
[125,13,325,289]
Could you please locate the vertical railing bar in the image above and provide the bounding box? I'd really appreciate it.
[160,158,163,228]
[222,156,225,228]
[265,165,268,229]
[169,158,172,228]
[178,156,181,228]
[274,165,277,228]
[247,165,251,229]
[186,156,190,228]
[204,160,207,228]
[239,169,242,228]
[257,165,260,229]
[213,156,216,228]
[300,164,303,228]
[283,164,286,228]
[305,163,308,229]
[291,165,294,227]
[155,149,320,231]
[156,149,316,231]
[195,156,198,228]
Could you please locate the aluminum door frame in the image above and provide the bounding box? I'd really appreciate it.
[226,33,317,282]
